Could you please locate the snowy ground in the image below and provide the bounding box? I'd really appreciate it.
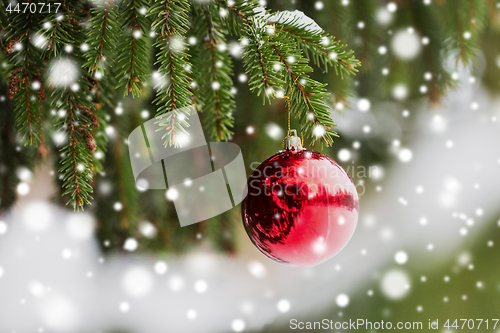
[1,69,499,333]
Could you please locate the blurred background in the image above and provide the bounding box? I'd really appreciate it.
[1,0,500,332]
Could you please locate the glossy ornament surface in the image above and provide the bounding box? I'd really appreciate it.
[242,148,359,266]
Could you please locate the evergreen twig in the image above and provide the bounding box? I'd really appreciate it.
[150,0,193,147]
[116,0,151,96]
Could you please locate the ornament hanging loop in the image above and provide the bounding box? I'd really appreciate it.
[277,76,303,150]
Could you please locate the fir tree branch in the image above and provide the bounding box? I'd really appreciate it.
[150,0,193,147]
[57,90,94,210]
[0,1,8,43]
[227,5,347,146]
[83,1,119,173]
[85,0,120,74]
[407,1,456,105]
[5,8,45,146]
[269,32,338,146]
[314,0,356,103]
[487,0,500,28]
[216,0,259,37]
[241,22,284,103]
[82,72,111,186]
[270,11,360,75]
[45,0,98,210]
[217,0,253,21]
[116,0,151,96]
[220,0,284,104]
[190,4,235,141]
[439,0,487,66]
[235,6,340,146]
[110,111,139,228]
[0,82,35,215]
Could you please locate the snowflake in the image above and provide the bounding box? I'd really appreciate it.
[151,70,168,90]
[265,123,283,140]
[154,261,168,275]
[61,249,72,259]
[166,188,179,201]
[48,58,79,87]
[139,221,157,238]
[392,84,408,100]
[231,319,245,332]
[17,182,30,195]
[394,251,408,264]
[391,30,421,60]
[211,81,221,90]
[133,30,142,39]
[123,266,153,297]
[337,148,351,162]
[376,7,393,26]
[387,2,397,12]
[357,98,371,112]
[238,73,248,83]
[313,125,325,138]
[94,71,103,80]
[229,41,242,58]
[336,294,349,307]
[119,302,130,313]
[0,221,7,235]
[219,8,228,17]
[277,299,291,313]
[194,280,208,293]
[31,32,48,49]
[123,238,138,251]
[217,43,227,52]
[186,309,197,320]
[115,105,124,115]
[169,37,184,53]
[113,202,123,211]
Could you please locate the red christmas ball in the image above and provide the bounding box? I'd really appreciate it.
[242,148,359,266]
